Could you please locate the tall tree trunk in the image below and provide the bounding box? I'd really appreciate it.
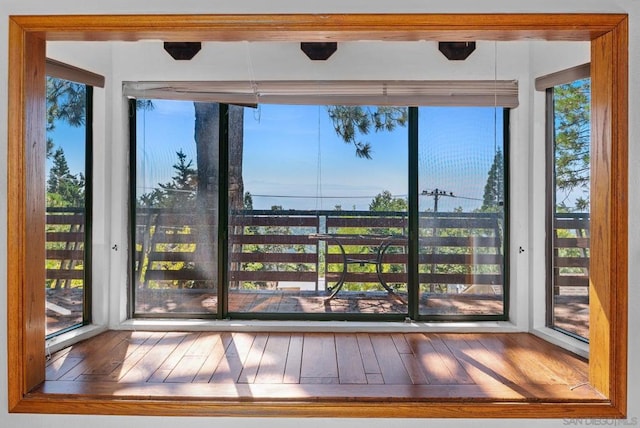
[228,105,245,291]
[194,103,220,209]
[193,103,245,291]
[228,105,245,211]
[193,103,220,289]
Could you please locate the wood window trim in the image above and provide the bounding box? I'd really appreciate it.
[45,58,105,88]
[534,62,591,91]
[6,13,628,418]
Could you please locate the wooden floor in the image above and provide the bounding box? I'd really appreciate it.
[39,330,603,403]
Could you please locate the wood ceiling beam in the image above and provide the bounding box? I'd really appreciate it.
[10,13,626,42]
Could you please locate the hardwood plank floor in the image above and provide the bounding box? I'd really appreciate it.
[336,334,367,384]
[38,331,603,403]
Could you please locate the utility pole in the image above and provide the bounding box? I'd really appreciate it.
[421,188,454,212]
[420,189,454,293]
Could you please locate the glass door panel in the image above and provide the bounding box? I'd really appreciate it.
[133,100,219,317]
[228,105,409,318]
[417,107,506,318]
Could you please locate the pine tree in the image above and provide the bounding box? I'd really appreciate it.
[46,147,85,207]
[480,150,504,212]
[46,77,86,133]
[47,148,71,194]
[139,149,197,208]
[326,106,407,159]
[46,77,88,208]
[138,149,198,209]
[161,150,197,192]
[553,79,590,211]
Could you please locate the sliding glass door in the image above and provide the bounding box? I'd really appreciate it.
[130,99,508,321]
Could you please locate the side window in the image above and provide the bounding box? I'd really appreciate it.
[45,75,93,337]
[547,76,590,341]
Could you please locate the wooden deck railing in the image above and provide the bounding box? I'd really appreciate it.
[228,211,320,289]
[323,211,408,288]
[132,209,511,293]
[46,208,589,296]
[417,214,504,292]
[553,213,590,294]
[134,210,218,287]
[45,207,85,289]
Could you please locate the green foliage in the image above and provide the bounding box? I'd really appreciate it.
[323,191,410,292]
[239,205,316,290]
[369,190,408,212]
[46,77,86,132]
[553,79,590,211]
[136,99,155,112]
[46,77,87,208]
[367,192,408,273]
[139,149,198,208]
[45,77,88,294]
[419,214,503,294]
[46,147,85,208]
[480,150,504,213]
[555,227,589,276]
[326,106,407,159]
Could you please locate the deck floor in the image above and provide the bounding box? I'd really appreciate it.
[39,330,602,403]
[48,289,589,338]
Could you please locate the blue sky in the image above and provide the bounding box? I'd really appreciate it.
[48,100,504,212]
[137,101,503,211]
[242,104,410,210]
[418,107,503,212]
[46,119,86,181]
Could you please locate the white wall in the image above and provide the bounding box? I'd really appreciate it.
[47,37,552,330]
[528,42,592,350]
[2,1,638,427]
[48,38,541,331]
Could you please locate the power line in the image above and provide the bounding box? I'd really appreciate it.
[421,188,453,212]
[450,195,483,201]
[138,189,483,203]
[421,189,482,201]
[251,193,408,199]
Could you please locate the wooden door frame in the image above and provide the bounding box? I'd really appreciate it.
[6,13,628,418]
